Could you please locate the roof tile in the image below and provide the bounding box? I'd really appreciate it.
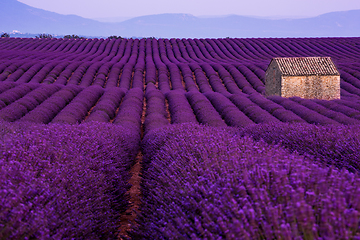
[271,57,339,76]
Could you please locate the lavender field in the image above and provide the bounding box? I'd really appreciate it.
[1,37,360,239]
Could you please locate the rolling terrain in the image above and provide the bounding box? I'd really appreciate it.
[1,37,360,239]
[1,0,360,37]
[1,37,360,126]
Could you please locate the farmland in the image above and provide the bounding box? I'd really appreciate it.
[1,37,360,239]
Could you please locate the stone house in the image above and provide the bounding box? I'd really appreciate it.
[265,57,340,100]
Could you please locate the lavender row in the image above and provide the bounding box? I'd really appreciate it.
[66,62,92,85]
[0,38,359,85]
[189,63,213,93]
[158,39,186,92]
[0,84,62,122]
[105,39,134,87]
[0,61,25,81]
[211,63,243,94]
[0,83,39,108]
[248,93,306,123]
[224,64,258,94]
[290,96,360,125]
[236,65,265,93]
[229,93,280,123]
[143,83,170,135]
[101,39,132,87]
[19,85,83,124]
[340,70,360,91]
[144,39,156,85]
[3,62,34,82]
[132,39,146,89]
[133,123,360,239]
[204,39,235,62]
[93,62,114,87]
[0,40,133,85]
[166,90,198,124]
[184,39,208,63]
[41,62,70,84]
[51,85,104,124]
[85,87,127,123]
[16,63,46,83]
[177,63,199,92]
[342,66,360,82]
[334,98,360,112]
[1,38,360,64]
[168,63,186,91]
[0,121,137,239]
[76,61,102,87]
[269,95,340,125]
[204,91,254,127]
[200,63,231,96]
[158,39,185,91]
[239,122,360,172]
[176,39,198,63]
[0,61,13,74]
[0,82,17,94]
[188,39,211,62]
[164,39,187,64]
[119,39,140,89]
[152,39,171,93]
[186,91,227,127]
[113,87,144,141]
[25,62,58,84]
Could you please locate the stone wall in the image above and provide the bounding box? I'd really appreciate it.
[265,61,282,96]
[265,62,340,100]
[281,75,340,100]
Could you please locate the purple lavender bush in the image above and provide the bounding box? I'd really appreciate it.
[238,122,360,173]
[19,84,83,124]
[85,87,126,123]
[166,90,198,124]
[0,84,62,122]
[0,121,138,239]
[132,123,360,239]
[51,85,104,124]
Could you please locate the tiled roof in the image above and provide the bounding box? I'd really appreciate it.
[271,57,340,76]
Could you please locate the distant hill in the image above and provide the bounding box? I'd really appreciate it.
[0,0,111,37]
[0,0,359,38]
[118,11,360,38]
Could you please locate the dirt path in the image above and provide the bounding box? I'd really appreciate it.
[117,151,143,239]
[118,93,146,239]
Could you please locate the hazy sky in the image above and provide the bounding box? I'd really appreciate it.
[17,0,360,19]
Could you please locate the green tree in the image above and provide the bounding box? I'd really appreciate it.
[36,33,53,38]
[64,34,84,39]
[1,33,10,38]
[108,35,123,39]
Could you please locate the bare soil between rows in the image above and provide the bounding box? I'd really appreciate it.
[117,151,143,239]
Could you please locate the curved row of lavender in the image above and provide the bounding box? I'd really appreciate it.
[1,37,360,238]
[238,122,360,173]
[1,37,360,126]
[0,121,139,239]
[132,123,360,239]
[2,82,360,126]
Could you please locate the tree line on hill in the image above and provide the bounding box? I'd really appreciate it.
[0,32,131,39]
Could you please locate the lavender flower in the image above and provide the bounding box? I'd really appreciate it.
[133,123,360,239]
[0,121,137,239]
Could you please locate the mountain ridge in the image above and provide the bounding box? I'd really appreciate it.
[0,0,359,38]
